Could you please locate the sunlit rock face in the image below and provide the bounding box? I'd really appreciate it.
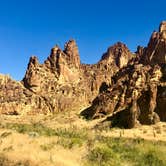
[141,21,166,65]
[81,21,166,128]
[1,22,166,129]
[159,21,166,33]
[101,42,133,68]
[0,39,132,115]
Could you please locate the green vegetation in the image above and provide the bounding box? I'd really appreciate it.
[2,123,87,139]
[2,122,87,149]
[1,122,166,165]
[40,142,56,151]
[2,123,57,136]
[57,137,84,149]
[85,137,166,166]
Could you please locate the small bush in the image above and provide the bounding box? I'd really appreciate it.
[3,146,13,152]
[57,137,83,149]
[0,132,12,138]
[87,144,120,166]
[142,150,165,166]
[40,142,55,151]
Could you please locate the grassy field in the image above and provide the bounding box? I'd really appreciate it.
[0,113,166,166]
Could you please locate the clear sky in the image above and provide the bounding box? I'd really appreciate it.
[0,0,165,80]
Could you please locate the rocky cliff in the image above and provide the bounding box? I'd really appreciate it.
[0,40,132,115]
[81,22,166,128]
[0,22,166,128]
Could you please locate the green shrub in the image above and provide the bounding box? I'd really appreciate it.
[86,137,166,166]
[87,144,120,166]
[57,137,83,149]
[0,132,12,138]
[3,123,87,139]
[40,142,55,151]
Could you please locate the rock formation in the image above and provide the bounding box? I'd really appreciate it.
[0,39,132,115]
[141,21,166,65]
[0,22,166,128]
[81,22,166,128]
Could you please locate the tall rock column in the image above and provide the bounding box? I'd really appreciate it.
[148,84,160,124]
[64,39,80,68]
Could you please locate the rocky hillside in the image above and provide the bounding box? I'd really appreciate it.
[0,40,132,115]
[0,22,166,128]
[82,21,166,128]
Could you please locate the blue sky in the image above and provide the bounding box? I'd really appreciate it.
[0,0,165,80]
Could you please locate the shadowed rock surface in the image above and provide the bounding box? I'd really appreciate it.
[0,22,166,128]
[81,22,166,128]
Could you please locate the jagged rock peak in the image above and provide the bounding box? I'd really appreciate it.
[44,39,81,70]
[159,21,166,32]
[101,42,129,59]
[64,39,80,68]
[108,42,130,55]
[64,39,78,53]
[136,46,144,55]
[141,21,166,65]
[50,45,61,56]
[101,42,133,68]
[27,56,39,69]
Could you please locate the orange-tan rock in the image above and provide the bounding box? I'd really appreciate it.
[1,22,166,129]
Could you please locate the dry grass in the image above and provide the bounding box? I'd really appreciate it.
[0,113,166,166]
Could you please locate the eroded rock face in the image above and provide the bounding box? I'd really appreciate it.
[81,22,166,128]
[81,64,162,127]
[159,21,166,33]
[1,22,166,129]
[141,22,166,65]
[64,39,80,68]
[0,39,132,115]
[101,42,133,68]
[0,74,50,115]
